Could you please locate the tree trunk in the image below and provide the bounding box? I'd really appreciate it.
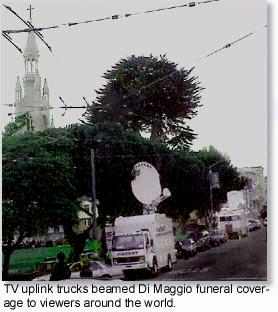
[63,223,92,263]
[63,209,97,263]
[69,234,88,262]
[150,119,163,143]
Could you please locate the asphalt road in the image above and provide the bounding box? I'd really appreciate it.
[154,227,267,281]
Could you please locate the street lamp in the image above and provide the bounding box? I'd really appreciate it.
[207,160,226,229]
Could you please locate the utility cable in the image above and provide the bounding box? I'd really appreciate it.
[2,0,221,34]
[5,24,267,120]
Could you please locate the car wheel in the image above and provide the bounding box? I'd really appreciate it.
[152,259,159,276]
[123,270,133,280]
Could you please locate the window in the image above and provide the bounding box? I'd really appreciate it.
[54,225,60,233]
[220,215,240,222]
[220,216,232,222]
[112,234,144,251]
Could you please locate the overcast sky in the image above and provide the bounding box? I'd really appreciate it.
[1,0,267,171]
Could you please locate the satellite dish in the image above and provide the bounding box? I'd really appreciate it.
[131,162,161,205]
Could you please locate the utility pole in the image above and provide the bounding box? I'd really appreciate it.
[207,160,225,229]
[90,148,97,239]
[208,168,214,229]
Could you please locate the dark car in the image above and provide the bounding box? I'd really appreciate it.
[176,239,197,259]
[209,229,227,247]
[33,257,57,277]
[196,230,210,252]
[263,218,267,227]
[248,219,261,232]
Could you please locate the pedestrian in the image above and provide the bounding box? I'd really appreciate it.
[50,252,71,281]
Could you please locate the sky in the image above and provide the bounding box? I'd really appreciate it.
[0,0,268,171]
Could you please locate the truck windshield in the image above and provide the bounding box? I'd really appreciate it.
[112,234,144,251]
[220,215,240,222]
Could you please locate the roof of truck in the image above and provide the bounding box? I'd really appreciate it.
[114,213,172,233]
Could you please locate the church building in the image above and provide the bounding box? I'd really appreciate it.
[14,29,51,132]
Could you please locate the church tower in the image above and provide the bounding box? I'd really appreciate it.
[14,10,51,132]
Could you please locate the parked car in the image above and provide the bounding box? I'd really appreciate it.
[175,239,197,259]
[209,229,227,247]
[80,250,99,260]
[33,257,57,278]
[248,219,261,232]
[33,260,123,281]
[72,260,123,279]
[263,218,267,227]
[196,230,210,252]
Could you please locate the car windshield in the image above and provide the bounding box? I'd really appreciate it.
[112,234,144,251]
[220,215,240,222]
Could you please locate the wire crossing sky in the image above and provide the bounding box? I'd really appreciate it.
[3,24,267,121]
[1,0,267,170]
[3,0,221,34]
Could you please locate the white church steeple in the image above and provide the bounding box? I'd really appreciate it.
[24,31,40,75]
[14,5,51,132]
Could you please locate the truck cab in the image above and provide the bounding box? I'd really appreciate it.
[111,214,176,276]
[112,230,153,270]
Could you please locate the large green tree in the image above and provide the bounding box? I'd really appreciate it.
[2,124,244,278]
[86,55,203,149]
[196,146,247,213]
[2,129,85,278]
[70,123,244,221]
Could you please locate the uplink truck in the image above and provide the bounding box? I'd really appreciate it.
[216,207,248,239]
[216,190,248,239]
[111,213,176,276]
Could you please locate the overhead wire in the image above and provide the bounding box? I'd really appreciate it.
[2,31,22,53]
[0,0,222,113]
[5,23,267,120]
[2,4,52,53]
[128,24,268,96]
[2,0,221,35]
[2,1,267,123]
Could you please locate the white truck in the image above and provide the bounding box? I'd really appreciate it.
[216,190,248,239]
[216,208,248,239]
[111,213,176,276]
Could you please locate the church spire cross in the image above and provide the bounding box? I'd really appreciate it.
[27,4,35,22]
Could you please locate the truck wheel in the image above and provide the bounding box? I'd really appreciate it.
[167,255,173,271]
[152,259,158,276]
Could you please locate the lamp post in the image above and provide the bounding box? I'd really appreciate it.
[90,148,98,239]
[207,160,225,229]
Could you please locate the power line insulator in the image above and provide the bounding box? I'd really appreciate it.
[189,2,197,7]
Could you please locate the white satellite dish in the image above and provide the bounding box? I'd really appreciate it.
[131,162,162,205]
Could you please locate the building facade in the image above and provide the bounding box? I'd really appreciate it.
[239,166,266,215]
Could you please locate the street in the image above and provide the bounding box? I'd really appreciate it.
[153,227,267,281]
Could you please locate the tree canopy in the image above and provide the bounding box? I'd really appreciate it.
[2,124,245,276]
[69,123,244,220]
[86,55,203,149]
[3,129,79,236]
[2,129,79,277]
